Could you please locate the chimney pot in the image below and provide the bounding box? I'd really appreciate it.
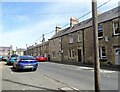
[70,17,79,27]
[55,25,61,34]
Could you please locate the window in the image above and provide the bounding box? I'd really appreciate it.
[69,50,71,58]
[69,49,74,59]
[98,24,103,38]
[113,21,120,35]
[69,34,73,43]
[72,49,74,58]
[115,49,120,55]
[99,47,107,59]
[19,56,35,60]
[78,32,81,42]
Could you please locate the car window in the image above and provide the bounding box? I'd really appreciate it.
[11,54,18,57]
[20,56,35,60]
[11,57,17,59]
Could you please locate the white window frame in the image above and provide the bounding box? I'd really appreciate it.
[78,32,81,42]
[98,24,103,38]
[69,49,74,59]
[69,33,73,43]
[72,49,74,59]
[99,47,107,59]
[113,21,120,35]
[69,49,71,59]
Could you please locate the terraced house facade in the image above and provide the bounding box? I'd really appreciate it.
[26,6,120,65]
[26,41,49,59]
[48,6,120,65]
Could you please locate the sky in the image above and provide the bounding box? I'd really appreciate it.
[0,0,120,50]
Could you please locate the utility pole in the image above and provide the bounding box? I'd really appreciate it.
[26,44,28,55]
[92,0,100,92]
[42,34,45,57]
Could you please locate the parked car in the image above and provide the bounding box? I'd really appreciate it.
[2,56,8,61]
[7,54,18,65]
[0,55,2,61]
[13,55,38,71]
[35,56,46,62]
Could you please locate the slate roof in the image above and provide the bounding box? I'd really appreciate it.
[32,41,49,48]
[50,27,70,40]
[49,6,120,39]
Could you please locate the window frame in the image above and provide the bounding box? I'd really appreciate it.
[99,47,107,59]
[77,32,81,42]
[98,24,103,38]
[113,21,120,35]
[72,49,74,59]
[69,33,73,43]
[69,49,74,59]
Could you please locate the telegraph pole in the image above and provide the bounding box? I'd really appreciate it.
[26,44,28,55]
[92,0,100,92]
[42,34,45,57]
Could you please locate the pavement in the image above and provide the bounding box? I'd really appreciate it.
[48,61,120,72]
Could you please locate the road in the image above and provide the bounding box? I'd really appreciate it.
[1,61,119,91]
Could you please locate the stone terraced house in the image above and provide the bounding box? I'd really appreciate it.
[26,6,120,65]
[48,6,120,65]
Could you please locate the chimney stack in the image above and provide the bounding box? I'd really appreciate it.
[70,17,79,27]
[55,25,61,34]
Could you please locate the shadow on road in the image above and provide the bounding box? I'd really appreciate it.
[10,67,36,73]
[2,79,61,92]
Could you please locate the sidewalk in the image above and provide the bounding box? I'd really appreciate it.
[48,61,120,71]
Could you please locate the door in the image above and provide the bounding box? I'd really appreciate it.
[115,48,120,65]
[78,49,82,62]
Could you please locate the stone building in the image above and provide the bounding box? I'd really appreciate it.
[49,6,120,65]
[26,41,49,59]
[0,46,13,56]
[16,48,26,56]
[26,6,120,65]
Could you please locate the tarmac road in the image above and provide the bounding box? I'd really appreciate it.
[1,61,119,91]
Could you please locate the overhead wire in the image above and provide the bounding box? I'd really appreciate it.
[61,0,111,29]
[28,0,111,47]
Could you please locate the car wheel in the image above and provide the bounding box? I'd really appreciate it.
[12,66,15,69]
[6,62,9,65]
[15,66,19,72]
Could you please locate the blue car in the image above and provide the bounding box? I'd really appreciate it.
[7,54,18,65]
[13,55,38,71]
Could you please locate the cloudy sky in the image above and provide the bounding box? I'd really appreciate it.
[0,0,120,50]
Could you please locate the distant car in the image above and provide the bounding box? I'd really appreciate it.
[0,55,2,61]
[7,54,18,65]
[13,55,38,71]
[35,56,46,62]
[2,56,8,61]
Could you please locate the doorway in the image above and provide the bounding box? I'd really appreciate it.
[114,48,120,65]
[78,49,82,62]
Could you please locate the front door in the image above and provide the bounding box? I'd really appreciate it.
[78,49,82,62]
[114,48,120,65]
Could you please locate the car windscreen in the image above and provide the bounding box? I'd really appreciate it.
[19,56,35,60]
[11,57,17,59]
[11,54,18,57]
